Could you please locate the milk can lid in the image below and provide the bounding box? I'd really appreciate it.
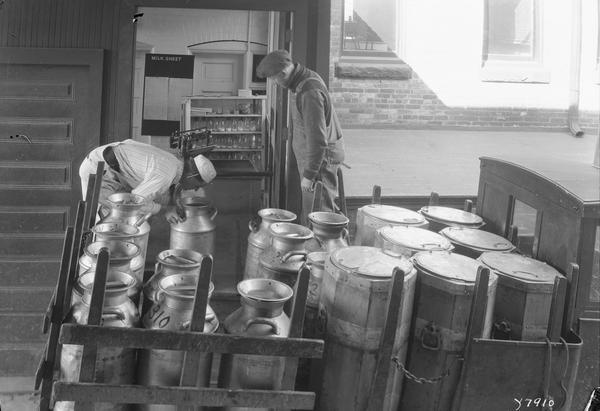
[378,226,452,251]
[440,227,514,252]
[412,251,482,283]
[362,204,426,225]
[479,252,563,283]
[419,206,483,226]
[330,246,413,278]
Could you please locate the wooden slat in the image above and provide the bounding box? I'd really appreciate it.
[367,267,405,411]
[83,161,104,229]
[546,276,567,342]
[179,256,213,411]
[74,247,109,411]
[37,226,74,411]
[451,266,490,411]
[52,383,316,409]
[562,263,580,334]
[59,324,324,358]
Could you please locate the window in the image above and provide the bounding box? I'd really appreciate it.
[484,0,540,62]
[342,0,399,57]
[511,199,539,257]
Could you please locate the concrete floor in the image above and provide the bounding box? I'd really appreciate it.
[342,129,599,197]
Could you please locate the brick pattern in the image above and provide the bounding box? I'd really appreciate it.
[328,0,599,133]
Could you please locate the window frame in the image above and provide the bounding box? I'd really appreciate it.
[340,0,404,61]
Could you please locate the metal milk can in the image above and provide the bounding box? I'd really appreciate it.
[91,222,145,284]
[374,225,454,258]
[218,278,293,411]
[244,208,296,280]
[136,274,219,411]
[307,211,349,252]
[319,246,417,411]
[354,204,429,246]
[141,248,205,316]
[76,240,141,304]
[101,192,151,266]
[56,270,139,411]
[256,222,314,288]
[169,197,217,257]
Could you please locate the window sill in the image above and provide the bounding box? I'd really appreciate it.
[480,61,551,83]
[335,57,412,80]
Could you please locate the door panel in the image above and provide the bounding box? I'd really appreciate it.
[0,47,102,285]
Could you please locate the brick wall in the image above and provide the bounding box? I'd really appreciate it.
[328,0,599,133]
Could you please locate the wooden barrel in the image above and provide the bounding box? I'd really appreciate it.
[478,252,565,341]
[319,246,417,411]
[400,251,497,411]
[354,204,428,246]
[440,226,515,259]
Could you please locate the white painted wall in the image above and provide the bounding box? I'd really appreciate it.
[401,0,599,111]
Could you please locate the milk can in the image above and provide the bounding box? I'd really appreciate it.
[256,222,314,287]
[307,211,349,252]
[76,240,141,304]
[374,225,454,258]
[319,246,417,411]
[218,278,293,411]
[101,192,151,266]
[440,226,515,259]
[478,252,564,341]
[170,197,217,257]
[244,208,296,280]
[91,222,145,284]
[400,251,497,411]
[141,249,205,316]
[418,205,485,232]
[55,270,139,411]
[136,274,219,411]
[354,204,429,246]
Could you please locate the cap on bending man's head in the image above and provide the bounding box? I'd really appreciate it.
[193,154,217,184]
[256,50,293,78]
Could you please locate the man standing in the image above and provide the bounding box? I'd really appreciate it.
[257,50,345,224]
[79,139,216,224]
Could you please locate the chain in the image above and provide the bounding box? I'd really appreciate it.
[392,356,461,385]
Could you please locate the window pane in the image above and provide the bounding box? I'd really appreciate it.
[487,0,535,58]
[343,0,397,54]
[512,199,538,256]
[591,225,600,304]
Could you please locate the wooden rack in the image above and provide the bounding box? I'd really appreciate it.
[35,161,324,410]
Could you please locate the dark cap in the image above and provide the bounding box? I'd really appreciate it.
[256,50,293,78]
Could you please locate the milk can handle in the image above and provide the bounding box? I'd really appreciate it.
[248,216,260,233]
[280,250,308,263]
[381,247,404,259]
[243,318,280,335]
[101,309,126,323]
[209,206,218,220]
[341,227,350,240]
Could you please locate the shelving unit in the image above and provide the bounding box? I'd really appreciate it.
[180,95,272,295]
[182,96,268,174]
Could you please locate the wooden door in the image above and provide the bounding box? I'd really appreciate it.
[0,47,102,347]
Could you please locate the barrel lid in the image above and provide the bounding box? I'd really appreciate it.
[412,252,482,283]
[361,204,426,225]
[330,246,413,278]
[378,226,452,252]
[419,206,483,226]
[440,227,514,252]
[479,252,562,283]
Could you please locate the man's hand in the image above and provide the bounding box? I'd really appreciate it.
[301,177,315,193]
[165,206,185,225]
